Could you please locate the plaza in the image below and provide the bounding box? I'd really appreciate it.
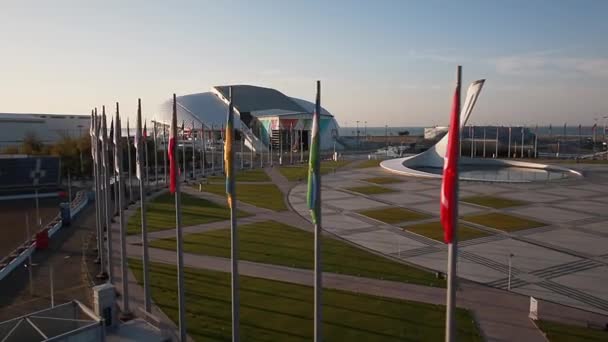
[289,163,608,316]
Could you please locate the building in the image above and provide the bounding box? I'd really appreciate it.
[157,85,341,151]
[0,113,89,147]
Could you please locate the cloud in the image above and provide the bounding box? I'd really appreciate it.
[492,52,608,78]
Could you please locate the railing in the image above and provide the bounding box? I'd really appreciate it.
[0,190,90,281]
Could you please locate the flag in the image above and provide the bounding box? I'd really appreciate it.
[143,121,148,139]
[114,104,122,174]
[307,81,321,224]
[101,109,108,167]
[169,95,178,193]
[225,88,235,208]
[90,110,96,159]
[135,99,143,180]
[440,77,461,244]
[109,118,114,144]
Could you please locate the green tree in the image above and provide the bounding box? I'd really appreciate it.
[20,132,45,155]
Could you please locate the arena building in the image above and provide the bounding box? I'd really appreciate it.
[158,84,342,152]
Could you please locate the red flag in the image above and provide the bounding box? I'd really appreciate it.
[440,82,461,244]
[168,95,178,193]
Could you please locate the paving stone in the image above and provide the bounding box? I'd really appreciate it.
[525,229,608,256]
[321,213,374,232]
[505,206,592,223]
[407,201,484,217]
[371,192,435,205]
[581,220,608,234]
[325,197,388,211]
[499,191,565,203]
[405,251,506,283]
[539,187,599,198]
[512,284,590,311]
[552,200,608,216]
[462,238,580,272]
[552,266,608,309]
[346,229,426,254]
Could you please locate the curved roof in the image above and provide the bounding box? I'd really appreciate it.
[214,85,306,113]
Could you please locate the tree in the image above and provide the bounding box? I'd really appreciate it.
[20,132,44,155]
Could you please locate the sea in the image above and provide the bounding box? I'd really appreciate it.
[339,126,604,137]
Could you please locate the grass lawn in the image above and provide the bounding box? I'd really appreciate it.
[403,221,490,242]
[461,195,527,209]
[279,160,351,181]
[359,207,431,224]
[150,220,443,287]
[536,320,608,342]
[129,259,481,341]
[197,183,287,211]
[363,176,405,184]
[354,159,383,169]
[127,192,251,235]
[345,185,397,195]
[207,168,271,182]
[462,213,545,232]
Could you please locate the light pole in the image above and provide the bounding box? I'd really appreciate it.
[508,253,514,291]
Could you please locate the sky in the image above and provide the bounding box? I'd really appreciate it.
[1,0,607,126]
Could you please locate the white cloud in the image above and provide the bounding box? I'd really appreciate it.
[492,52,608,78]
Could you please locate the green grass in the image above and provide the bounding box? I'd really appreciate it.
[462,195,527,209]
[345,185,397,195]
[359,207,431,224]
[463,213,545,232]
[198,183,287,211]
[537,320,608,342]
[279,160,351,181]
[207,168,271,182]
[150,220,443,287]
[354,159,383,168]
[127,192,251,234]
[403,221,490,242]
[363,176,405,184]
[130,259,481,341]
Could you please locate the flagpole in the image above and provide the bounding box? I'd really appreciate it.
[92,109,105,279]
[135,99,151,313]
[172,95,187,342]
[521,126,525,158]
[102,107,112,281]
[182,121,186,182]
[163,125,168,186]
[495,127,499,158]
[193,122,198,179]
[226,87,240,341]
[154,121,159,188]
[201,123,206,178]
[115,103,132,319]
[127,119,134,203]
[445,65,461,342]
[311,80,323,342]
[508,126,512,158]
[482,127,486,158]
[144,122,149,189]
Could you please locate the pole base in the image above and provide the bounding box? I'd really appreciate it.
[95,272,108,280]
[119,311,134,321]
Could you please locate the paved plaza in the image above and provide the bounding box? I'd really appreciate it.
[288,163,608,316]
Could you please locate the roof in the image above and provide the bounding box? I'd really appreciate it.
[214,85,307,114]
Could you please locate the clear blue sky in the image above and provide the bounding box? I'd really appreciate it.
[1,0,607,126]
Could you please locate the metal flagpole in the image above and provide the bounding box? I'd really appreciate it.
[521,126,525,158]
[182,121,186,181]
[126,119,133,203]
[482,127,486,158]
[171,94,187,342]
[311,80,323,342]
[115,103,133,319]
[241,131,244,170]
[508,126,512,158]
[25,215,33,295]
[300,129,304,163]
[144,121,149,189]
[192,121,196,180]
[226,87,240,341]
[495,127,499,158]
[269,129,273,167]
[221,125,225,172]
[534,125,538,158]
[470,126,474,158]
[290,124,293,165]
[250,132,253,170]
[201,123,206,178]
[154,121,159,187]
[279,125,283,165]
[445,65,462,342]
[91,109,103,272]
[163,124,168,186]
[211,124,215,173]
[101,107,112,281]
[135,99,151,313]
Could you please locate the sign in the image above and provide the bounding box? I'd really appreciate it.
[529,297,538,320]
